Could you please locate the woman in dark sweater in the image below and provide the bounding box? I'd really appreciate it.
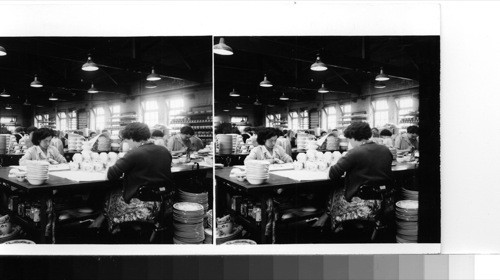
[103,122,173,232]
[314,122,393,230]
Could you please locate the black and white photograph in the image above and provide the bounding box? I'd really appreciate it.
[0,36,214,244]
[214,36,440,245]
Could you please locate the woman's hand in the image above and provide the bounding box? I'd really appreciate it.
[312,213,329,227]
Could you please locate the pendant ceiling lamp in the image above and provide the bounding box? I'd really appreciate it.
[82,55,99,71]
[253,98,262,106]
[318,83,329,93]
[145,81,157,89]
[213,38,234,56]
[147,67,161,81]
[229,88,239,97]
[0,46,6,56]
[375,67,390,81]
[5,104,12,110]
[235,104,243,110]
[88,83,98,94]
[310,55,327,71]
[259,74,273,87]
[374,82,386,89]
[30,74,43,88]
[0,89,10,97]
[279,92,289,101]
[223,109,230,112]
[49,93,58,101]
[23,99,31,106]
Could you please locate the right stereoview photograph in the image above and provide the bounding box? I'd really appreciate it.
[213,36,440,245]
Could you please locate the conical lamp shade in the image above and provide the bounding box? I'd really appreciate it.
[0,89,10,97]
[279,93,289,100]
[229,89,240,97]
[5,105,12,110]
[49,93,58,101]
[235,104,243,109]
[374,82,386,89]
[82,56,99,71]
[23,99,31,106]
[375,68,390,81]
[88,83,98,94]
[318,83,329,93]
[0,46,6,56]
[253,99,262,106]
[213,38,234,55]
[147,68,161,81]
[145,81,157,89]
[30,75,43,88]
[259,75,273,87]
[311,56,327,71]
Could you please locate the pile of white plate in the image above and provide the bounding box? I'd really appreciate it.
[68,134,84,151]
[177,189,209,212]
[217,134,233,155]
[395,200,418,243]
[26,161,50,185]
[401,188,419,201]
[245,160,270,185]
[0,134,8,155]
[172,202,205,244]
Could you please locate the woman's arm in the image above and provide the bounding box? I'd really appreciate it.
[244,147,260,163]
[328,153,354,180]
[107,152,135,180]
[19,149,36,166]
[50,146,67,163]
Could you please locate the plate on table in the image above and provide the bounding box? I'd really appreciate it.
[222,239,257,245]
[396,200,418,210]
[173,202,204,212]
[3,239,35,245]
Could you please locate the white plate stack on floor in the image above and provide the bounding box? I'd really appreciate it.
[177,189,209,212]
[401,188,419,201]
[245,160,270,185]
[395,200,418,243]
[26,161,50,185]
[172,202,205,244]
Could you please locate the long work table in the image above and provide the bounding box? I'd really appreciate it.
[0,161,212,244]
[215,161,418,244]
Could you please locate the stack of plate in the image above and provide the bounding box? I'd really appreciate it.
[395,200,418,243]
[245,160,270,185]
[177,190,209,212]
[0,134,7,154]
[26,161,50,185]
[218,134,233,155]
[173,202,205,244]
[401,188,419,201]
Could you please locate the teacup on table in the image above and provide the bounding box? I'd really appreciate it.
[0,221,12,235]
[217,222,233,235]
[16,171,27,182]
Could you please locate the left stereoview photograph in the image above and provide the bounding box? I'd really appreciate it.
[0,36,213,244]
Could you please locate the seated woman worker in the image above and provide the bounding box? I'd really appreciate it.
[103,122,173,233]
[19,127,67,165]
[313,122,393,230]
[244,127,292,164]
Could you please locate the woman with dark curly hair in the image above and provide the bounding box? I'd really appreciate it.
[244,127,292,164]
[313,122,393,230]
[99,122,173,233]
[19,127,67,165]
